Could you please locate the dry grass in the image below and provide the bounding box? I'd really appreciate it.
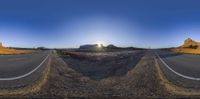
[170,48,200,54]
[0,48,32,55]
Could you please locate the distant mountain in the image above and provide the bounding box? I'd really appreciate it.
[106,44,118,49]
[79,44,144,51]
[79,44,99,49]
[180,38,200,49]
[106,44,143,50]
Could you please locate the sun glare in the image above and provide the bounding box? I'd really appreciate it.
[96,41,104,48]
[97,43,102,47]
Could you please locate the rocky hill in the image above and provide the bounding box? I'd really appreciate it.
[170,38,200,54]
[180,38,200,49]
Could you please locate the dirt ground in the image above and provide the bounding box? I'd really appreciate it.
[62,50,145,80]
[30,50,171,98]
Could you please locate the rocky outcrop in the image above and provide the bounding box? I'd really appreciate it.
[180,38,200,49]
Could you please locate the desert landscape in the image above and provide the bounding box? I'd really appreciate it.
[1,41,200,98]
[33,40,200,98]
[1,0,200,98]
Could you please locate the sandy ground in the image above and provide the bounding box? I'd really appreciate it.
[31,50,170,98]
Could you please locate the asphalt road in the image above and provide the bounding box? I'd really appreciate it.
[0,50,50,78]
[155,50,200,87]
[156,50,200,78]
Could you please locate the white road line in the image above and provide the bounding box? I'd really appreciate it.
[154,51,200,81]
[0,53,50,81]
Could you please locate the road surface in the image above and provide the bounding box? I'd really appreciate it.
[155,50,200,87]
[0,50,50,88]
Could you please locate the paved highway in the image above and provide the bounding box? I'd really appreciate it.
[0,50,50,88]
[155,50,200,87]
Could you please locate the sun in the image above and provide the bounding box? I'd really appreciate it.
[97,43,102,47]
[96,41,104,48]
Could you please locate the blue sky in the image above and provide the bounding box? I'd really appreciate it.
[0,0,200,48]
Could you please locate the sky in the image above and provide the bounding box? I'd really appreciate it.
[0,0,200,48]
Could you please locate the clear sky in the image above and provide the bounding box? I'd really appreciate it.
[0,0,200,48]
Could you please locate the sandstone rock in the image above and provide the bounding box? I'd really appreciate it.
[180,38,200,49]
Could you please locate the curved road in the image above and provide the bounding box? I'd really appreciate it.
[0,50,50,88]
[155,50,200,87]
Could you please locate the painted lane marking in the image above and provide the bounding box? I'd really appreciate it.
[154,51,200,81]
[0,52,50,81]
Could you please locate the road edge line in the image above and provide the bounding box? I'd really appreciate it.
[154,54,200,96]
[0,53,50,81]
[0,55,52,96]
[154,51,200,81]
